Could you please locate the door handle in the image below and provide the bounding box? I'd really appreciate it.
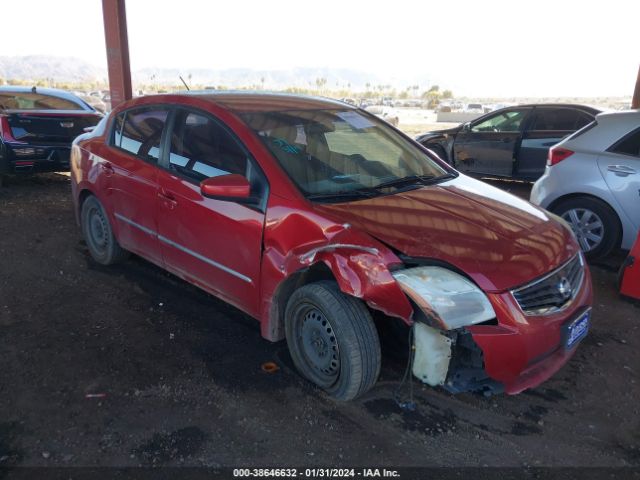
[100,162,114,176]
[607,165,637,176]
[158,190,178,209]
[501,138,511,143]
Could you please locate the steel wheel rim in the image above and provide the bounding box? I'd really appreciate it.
[87,206,109,256]
[562,208,604,252]
[296,306,340,387]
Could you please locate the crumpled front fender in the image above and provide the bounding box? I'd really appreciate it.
[258,206,414,341]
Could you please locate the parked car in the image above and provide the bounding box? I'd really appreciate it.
[75,92,108,114]
[0,86,102,181]
[417,104,600,180]
[531,110,640,259]
[365,105,399,127]
[464,103,484,114]
[71,92,592,400]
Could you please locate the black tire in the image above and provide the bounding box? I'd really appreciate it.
[551,196,621,260]
[285,281,381,401]
[80,195,129,265]
[426,144,448,164]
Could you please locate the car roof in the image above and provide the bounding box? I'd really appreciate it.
[499,103,601,113]
[150,91,356,113]
[595,108,640,123]
[0,85,85,102]
[563,109,640,151]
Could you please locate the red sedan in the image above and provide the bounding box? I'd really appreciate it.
[70,92,592,400]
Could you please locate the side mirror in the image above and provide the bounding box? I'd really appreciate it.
[461,122,471,132]
[200,174,250,201]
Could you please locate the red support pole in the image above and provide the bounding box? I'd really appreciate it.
[632,64,640,109]
[102,0,132,109]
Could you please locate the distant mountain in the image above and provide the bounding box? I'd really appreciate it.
[0,55,431,92]
[0,55,105,83]
[134,66,406,91]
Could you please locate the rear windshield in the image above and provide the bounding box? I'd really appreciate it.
[0,92,85,111]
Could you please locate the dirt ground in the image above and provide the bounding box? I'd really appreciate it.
[0,173,639,469]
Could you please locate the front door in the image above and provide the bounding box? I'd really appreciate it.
[454,108,530,177]
[156,108,268,316]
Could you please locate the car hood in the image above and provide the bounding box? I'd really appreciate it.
[315,175,579,292]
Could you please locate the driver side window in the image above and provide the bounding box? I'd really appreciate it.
[166,109,269,209]
[471,110,528,133]
[168,110,247,182]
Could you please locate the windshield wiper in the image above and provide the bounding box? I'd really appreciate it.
[373,172,455,190]
[306,188,378,202]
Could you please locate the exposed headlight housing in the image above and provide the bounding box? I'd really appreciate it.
[392,266,496,330]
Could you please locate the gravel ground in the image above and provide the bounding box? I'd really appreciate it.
[0,173,638,469]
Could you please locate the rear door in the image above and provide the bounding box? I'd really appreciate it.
[155,108,268,316]
[103,107,169,266]
[453,108,530,177]
[597,127,640,233]
[518,107,594,180]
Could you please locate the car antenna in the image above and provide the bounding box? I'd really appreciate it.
[179,76,190,91]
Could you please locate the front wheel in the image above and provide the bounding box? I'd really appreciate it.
[80,195,129,265]
[552,196,621,259]
[285,281,381,401]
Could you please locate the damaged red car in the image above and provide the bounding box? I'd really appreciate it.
[70,93,592,400]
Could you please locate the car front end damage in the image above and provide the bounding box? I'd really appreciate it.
[392,253,593,395]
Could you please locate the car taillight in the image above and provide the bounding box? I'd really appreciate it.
[0,115,26,143]
[547,147,574,166]
[0,115,12,141]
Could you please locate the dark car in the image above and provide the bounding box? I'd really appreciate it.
[416,104,600,181]
[0,86,102,181]
[70,92,592,400]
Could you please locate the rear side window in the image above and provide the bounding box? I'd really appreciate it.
[112,108,169,161]
[530,108,593,131]
[610,128,640,157]
[0,92,84,111]
[167,110,247,181]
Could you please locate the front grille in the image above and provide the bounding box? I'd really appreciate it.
[511,254,585,315]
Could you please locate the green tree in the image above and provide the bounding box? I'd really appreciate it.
[315,77,327,93]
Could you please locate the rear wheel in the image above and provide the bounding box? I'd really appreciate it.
[552,196,620,259]
[81,195,129,265]
[285,281,381,401]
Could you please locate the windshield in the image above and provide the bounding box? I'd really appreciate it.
[241,109,450,201]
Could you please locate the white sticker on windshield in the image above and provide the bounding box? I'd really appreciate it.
[336,111,374,129]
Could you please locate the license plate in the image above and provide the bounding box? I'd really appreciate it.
[565,309,590,349]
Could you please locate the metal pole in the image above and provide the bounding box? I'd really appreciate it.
[102,0,132,109]
[632,64,640,109]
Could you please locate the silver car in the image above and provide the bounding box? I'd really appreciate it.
[531,110,639,259]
